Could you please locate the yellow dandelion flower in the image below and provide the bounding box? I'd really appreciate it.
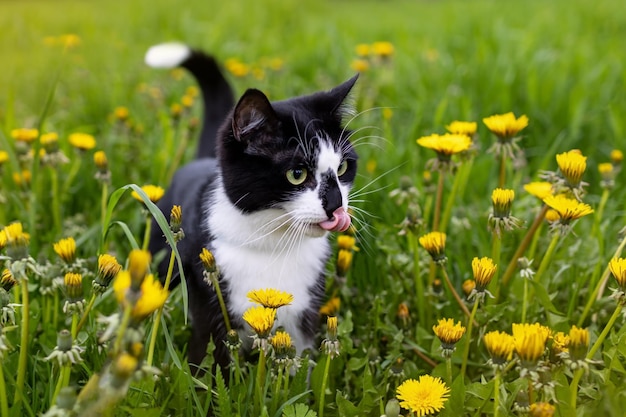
[417,133,472,157]
[113,106,129,121]
[13,170,32,187]
[529,402,555,417]
[113,271,168,320]
[127,249,151,286]
[58,34,81,49]
[1,222,30,248]
[483,112,528,139]
[483,330,515,366]
[524,181,553,200]
[445,121,477,137]
[0,151,8,165]
[433,318,466,350]
[542,195,594,223]
[397,302,410,323]
[396,375,450,416]
[512,323,550,365]
[462,279,476,296]
[336,249,354,276]
[225,58,250,78]
[112,352,139,380]
[610,149,623,164]
[40,132,59,147]
[337,235,358,251]
[181,94,194,108]
[0,269,18,291]
[199,248,217,272]
[93,253,122,292]
[544,208,561,223]
[350,59,369,73]
[355,43,371,57]
[608,257,626,290]
[419,231,447,264]
[556,150,587,187]
[93,150,108,170]
[319,296,341,316]
[69,133,96,151]
[11,128,39,143]
[491,188,515,217]
[247,288,294,309]
[550,331,569,357]
[598,162,613,176]
[131,184,165,204]
[64,272,83,300]
[326,316,338,339]
[270,330,293,355]
[186,86,199,97]
[371,41,394,58]
[53,237,77,264]
[242,305,276,338]
[472,256,497,290]
[568,325,589,361]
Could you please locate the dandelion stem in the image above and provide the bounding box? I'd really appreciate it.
[50,167,62,234]
[521,278,529,323]
[445,358,452,385]
[440,267,475,324]
[409,231,426,326]
[533,232,560,285]
[76,294,97,335]
[440,164,463,234]
[493,369,501,417]
[146,249,176,366]
[271,364,285,414]
[255,347,267,415]
[501,205,549,287]
[489,234,502,300]
[571,300,624,408]
[210,274,232,332]
[318,352,332,417]
[14,274,30,410]
[100,182,109,252]
[460,300,479,379]
[498,151,507,188]
[433,170,445,231]
[0,359,8,417]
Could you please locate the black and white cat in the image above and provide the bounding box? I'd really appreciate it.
[145,43,358,370]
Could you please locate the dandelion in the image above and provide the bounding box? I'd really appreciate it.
[0,151,8,167]
[608,257,626,296]
[319,296,341,316]
[598,162,615,189]
[113,272,169,321]
[247,288,294,309]
[44,329,84,366]
[371,41,394,58]
[131,184,165,204]
[127,249,151,287]
[169,205,184,242]
[512,323,550,373]
[355,43,371,57]
[529,402,555,417]
[396,375,450,417]
[417,133,472,171]
[113,106,130,122]
[110,352,139,388]
[243,305,276,340]
[270,330,294,364]
[63,272,84,314]
[321,316,340,358]
[524,181,553,200]
[336,249,354,276]
[0,269,18,292]
[92,254,122,294]
[555,150,588,199]
[542,194,593,234]
[419,231,447,264]
[470,256,497,298]
[69,132,96,151]
[445,121,477,137]
[432,318,465,357]
[483,112,528,141]
[350,59,369,73]
[1,222,30,259]
[225,58,250,77]
[489,188,523,236]
[548,331,569,364]
[94,150,109,171]
[462,279,476,296]
[53,237,77,264]
[396,302,410,326]
[565,325,589,370]
[610,149,623,166]
[11,128,39,143]
[484,330,515,369]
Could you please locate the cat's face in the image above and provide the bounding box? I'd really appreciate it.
[217,76,358,237]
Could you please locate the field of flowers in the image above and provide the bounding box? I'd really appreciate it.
[1,0,625,416]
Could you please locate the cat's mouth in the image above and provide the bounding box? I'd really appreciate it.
[317,207,351,233]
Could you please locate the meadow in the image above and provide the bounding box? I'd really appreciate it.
[1,0,625,415]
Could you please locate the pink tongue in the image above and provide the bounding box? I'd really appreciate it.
[319,208,351,232]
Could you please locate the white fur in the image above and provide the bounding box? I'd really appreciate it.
[145,42,191,68]
[207,139,349,352]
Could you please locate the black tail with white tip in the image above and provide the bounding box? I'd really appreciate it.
[145,42,235,158]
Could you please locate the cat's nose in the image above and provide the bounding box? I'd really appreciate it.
[319,170,343,218]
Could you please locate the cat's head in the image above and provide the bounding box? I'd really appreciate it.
[217,76,359,237]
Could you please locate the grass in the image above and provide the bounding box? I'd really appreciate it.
[1,0,626,415]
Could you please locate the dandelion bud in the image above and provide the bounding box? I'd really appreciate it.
[610,149,623,165]
[270,330,293,363]
[64,272,83,301]
[609,257,626,293]
[336,249,353,276]
[384,398,401,417]
[111,353,138,388]
[199,248,217,273]
[113,106,129,122]
[93,150,108,171]
[53,237,77,264]
[396,302,410,326]
[471,257,497,299]
[484,330,515,369]
[322,316,340,358]
[567,325,589,364]
[169,205,184,242]
[337,235,357,251]
[226,329,242,352]
[1,222,30,259]
[556,150,587,188]
[57,329,74,353]
[327,316,338,340]
[419,231,447,265]
[93,254,122,294]
[433,318,466,358]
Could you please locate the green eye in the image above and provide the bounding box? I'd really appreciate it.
[337,160,348,176]
[286,167,308,185]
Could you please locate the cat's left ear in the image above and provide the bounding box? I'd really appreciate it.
[325,74,359,122]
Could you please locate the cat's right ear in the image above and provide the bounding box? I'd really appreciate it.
[232,89,279,143]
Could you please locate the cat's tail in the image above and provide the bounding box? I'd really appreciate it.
[145,42,234,159]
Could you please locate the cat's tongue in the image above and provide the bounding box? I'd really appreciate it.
[318,208,351,232]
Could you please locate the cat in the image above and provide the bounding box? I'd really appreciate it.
[145,42,358,372]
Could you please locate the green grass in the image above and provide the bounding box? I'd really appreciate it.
[1,0,626,415]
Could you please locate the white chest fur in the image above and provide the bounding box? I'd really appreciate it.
[207,183,330,352]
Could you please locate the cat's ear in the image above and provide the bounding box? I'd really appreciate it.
[232,89,279,142]
[325,74,359,122]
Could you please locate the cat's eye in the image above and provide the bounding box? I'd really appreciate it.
[337,160,348,176]
[286,167,308,185]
